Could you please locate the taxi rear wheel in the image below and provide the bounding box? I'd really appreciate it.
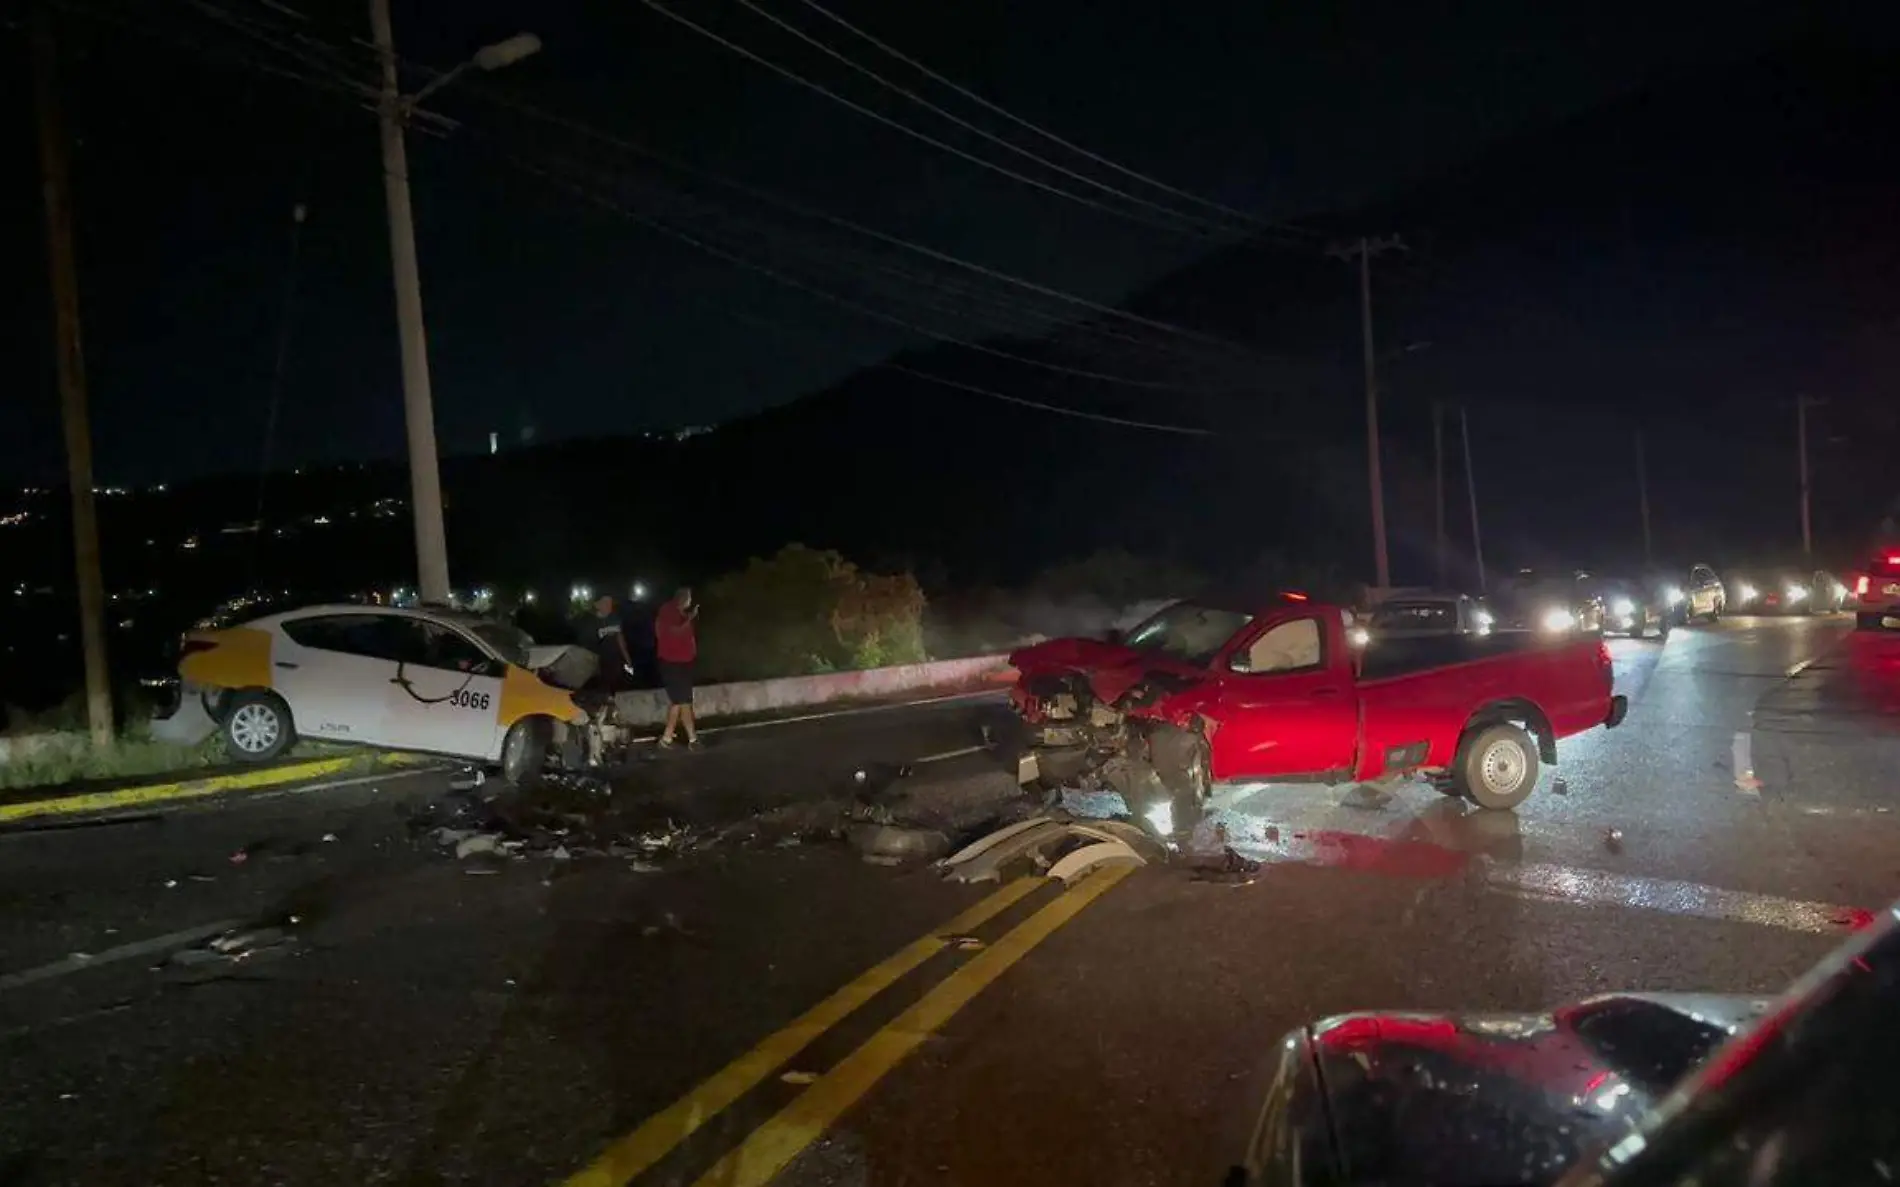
[501,717,551,786]
[223,691,294,762]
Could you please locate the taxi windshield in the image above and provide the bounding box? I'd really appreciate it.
[467,620,534,668]
[1122,602,1253,665]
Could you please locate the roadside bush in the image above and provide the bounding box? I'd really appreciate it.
[697,544,928,682]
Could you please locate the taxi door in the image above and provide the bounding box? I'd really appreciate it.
[382,619,509,760]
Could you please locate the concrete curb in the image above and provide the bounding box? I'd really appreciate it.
[612,653,1015,727]
[0,752,426,825]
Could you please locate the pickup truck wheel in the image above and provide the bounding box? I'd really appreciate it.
[1454,723,1539,811]
[1858,613,1888,631]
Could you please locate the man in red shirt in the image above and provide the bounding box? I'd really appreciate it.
[655,586,700,748]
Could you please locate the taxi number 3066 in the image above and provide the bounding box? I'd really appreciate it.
[449,689,493,711]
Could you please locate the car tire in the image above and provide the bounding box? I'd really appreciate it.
[1857,613,1887,632]
[222,690,294,763]
[500,716,552,786]
[1452,723,1539,811]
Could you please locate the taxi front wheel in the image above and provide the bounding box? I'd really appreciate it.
[223,690,295,763]
[501,717,551,786]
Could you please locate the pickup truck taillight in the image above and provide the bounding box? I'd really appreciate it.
[1858,575,1872,597]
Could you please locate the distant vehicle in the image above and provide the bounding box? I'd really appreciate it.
[1724,566,1846,615]
[1489,571,1604,634]
[1009,596,1626,818]
[173,604,623,780]
[1362,590,1493,640]
[1591,575,1676,639]
[1851,548,1900,630]
[1683,562,1727,621]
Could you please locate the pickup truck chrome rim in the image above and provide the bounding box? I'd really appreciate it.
[1478,740,1527,795]
[229,703,280,753]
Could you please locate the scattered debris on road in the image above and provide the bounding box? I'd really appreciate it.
[938,813,1163,884]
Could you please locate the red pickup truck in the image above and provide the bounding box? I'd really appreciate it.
[1009,595,1626,824]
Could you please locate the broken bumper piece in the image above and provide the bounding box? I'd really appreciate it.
[937,814,1164,886]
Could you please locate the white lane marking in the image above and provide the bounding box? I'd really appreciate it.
[631,688,1004,742]
[1487,861,1873,935]
[1732,731,1762,793]
[910,744,989,765]
[0,919,246,992]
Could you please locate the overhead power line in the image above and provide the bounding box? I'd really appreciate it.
[634,0,1250,244]
[720,309,1214,435]
[513,152,1249,392]
[139,0,1289,368]
[724,0,1294,245]
[787,0,1324,242]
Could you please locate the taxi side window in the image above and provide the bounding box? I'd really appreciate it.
[415,623,490,673]
[282,614,404,660]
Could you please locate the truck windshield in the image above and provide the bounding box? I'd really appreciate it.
[1122,603,1253,665]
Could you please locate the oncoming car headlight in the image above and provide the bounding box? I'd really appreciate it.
[1347,626,1370,648]
[1664,586,1684,607]
[1541,607,1578,632]
[1786,583,1809,602]
[1734,583,1758,605]
[1611,597,1635,616]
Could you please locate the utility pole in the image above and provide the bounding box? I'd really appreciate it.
[1329,235,1406,590]
[371,0,451,605]
[1635,429,1653,568]
[31,1,113,746]
[1459,406,1487,593]
[1432,401,1447,588]
[1796,395,1821,558]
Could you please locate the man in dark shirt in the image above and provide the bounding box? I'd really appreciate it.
[589,594,633,693]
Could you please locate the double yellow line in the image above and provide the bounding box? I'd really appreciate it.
[562,865,1134,1187]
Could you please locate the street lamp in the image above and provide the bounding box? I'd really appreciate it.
[368,0,540,604]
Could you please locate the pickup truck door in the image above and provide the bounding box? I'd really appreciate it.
[1204,612,1360,781]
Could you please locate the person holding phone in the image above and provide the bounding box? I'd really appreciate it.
[655,587,700,748]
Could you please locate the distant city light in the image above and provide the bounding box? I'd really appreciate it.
[632,581,648,600]
[523,590,538,605]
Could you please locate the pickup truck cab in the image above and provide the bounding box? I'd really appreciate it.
[1010,597,1626,826]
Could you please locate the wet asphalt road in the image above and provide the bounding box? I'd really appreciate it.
[3,615,1899,1186]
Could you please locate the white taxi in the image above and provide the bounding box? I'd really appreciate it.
[177,604,592,781]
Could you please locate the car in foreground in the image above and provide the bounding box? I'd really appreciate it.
[1229,893,1900,1187]
[1008,594,1625,824]
[1852,549,1900,629]
[176,603,621,780]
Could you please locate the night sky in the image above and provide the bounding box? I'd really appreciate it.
[7,0,1889,489]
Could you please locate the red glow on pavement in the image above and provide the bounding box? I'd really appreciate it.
[1836,907,1878,931]
[1293,830,1473,879]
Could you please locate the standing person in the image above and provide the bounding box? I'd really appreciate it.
[655,586,700,748]
[589,593,634,693]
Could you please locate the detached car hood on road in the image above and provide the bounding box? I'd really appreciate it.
[1009,636,1208,707]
